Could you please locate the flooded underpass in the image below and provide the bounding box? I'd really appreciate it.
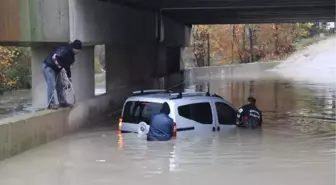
[0,75,335,185]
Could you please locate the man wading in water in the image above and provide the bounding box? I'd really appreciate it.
[236,96,263,129]
[147,102,175,141]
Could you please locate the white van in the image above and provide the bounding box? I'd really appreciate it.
[118,90,237,135]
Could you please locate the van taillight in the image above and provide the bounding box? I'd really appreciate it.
[173,122,177,138]
[118,118,123,132]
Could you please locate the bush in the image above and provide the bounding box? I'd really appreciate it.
[94,57,103,74]
[294,35,327,51]
[0,47,31,94]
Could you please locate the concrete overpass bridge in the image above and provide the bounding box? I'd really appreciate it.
[101,0,335,24]
[0,0,335,161]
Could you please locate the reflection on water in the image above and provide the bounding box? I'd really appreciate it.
[0,78,335,184]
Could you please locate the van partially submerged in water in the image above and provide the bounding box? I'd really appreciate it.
[118,90,238,136]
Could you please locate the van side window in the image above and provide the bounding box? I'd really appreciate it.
[178,103,213,124]
[215,102,237,125]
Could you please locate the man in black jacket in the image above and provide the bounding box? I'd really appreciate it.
[236,96,263,129]
[42,40,82,109]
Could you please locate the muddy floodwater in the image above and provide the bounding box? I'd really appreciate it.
[0,76,335,185]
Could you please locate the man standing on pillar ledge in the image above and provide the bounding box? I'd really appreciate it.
[42,40,83,110]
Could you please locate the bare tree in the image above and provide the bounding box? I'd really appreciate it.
[192,26,209,67]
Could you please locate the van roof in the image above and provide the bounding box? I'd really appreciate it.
[125,91,234,106]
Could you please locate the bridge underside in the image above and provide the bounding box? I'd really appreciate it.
[100,0,335,24]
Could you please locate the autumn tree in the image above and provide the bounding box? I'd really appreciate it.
[189,22,318,66]
[192,25,211,67]
[0,46,20,94]
[210,24,249,64]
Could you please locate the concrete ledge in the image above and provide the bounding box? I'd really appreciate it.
[0,109,69,161]
[185,61,282,82]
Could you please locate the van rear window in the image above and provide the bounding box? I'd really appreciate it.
[122,101,163,124]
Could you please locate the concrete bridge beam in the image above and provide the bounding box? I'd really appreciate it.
[0,0,70,44]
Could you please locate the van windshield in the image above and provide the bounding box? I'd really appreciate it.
[122,101,163,124]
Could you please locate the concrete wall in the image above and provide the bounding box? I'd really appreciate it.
[163,17,191,47]
[105,44,160,93]
[0,0,70,44]
[28,0,70,42]
[69,0,157,45]
[0,0,25,43]
[71,46,95,102]
[0,0,191,46]
[68,0,191,46]
[185,61,282,83]
[0,109,69,161]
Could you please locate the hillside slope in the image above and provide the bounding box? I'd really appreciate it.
[270,36,336,84]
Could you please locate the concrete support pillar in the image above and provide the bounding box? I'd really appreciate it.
[105,44,159,93]
[105,45,131,92]
[164,72,184,91]
[72,46,95,102]
[157,45,184,91]
[31,47,51,110]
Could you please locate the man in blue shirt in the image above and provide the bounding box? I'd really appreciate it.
[147,102,174,141]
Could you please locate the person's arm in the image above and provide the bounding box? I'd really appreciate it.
[65,59,75,79]
[236,107,244,126]
[54,47,73,79]
[52,47,69,70]
[64,66,72,79]
[259,111,263,126]
[169,119,174,137]
[52,53,62,70]
[52,47,68,68]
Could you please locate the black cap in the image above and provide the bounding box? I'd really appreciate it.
[71,39,82,50]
